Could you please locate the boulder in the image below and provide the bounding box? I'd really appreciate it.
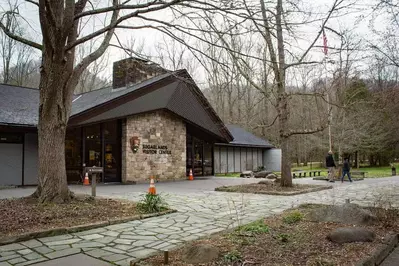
[327,227,375,243]
[266,173,278,179]
[274,178,281,183]
[308,203,377,225]
[240,171,253,178]
[258,180,271,185]
[254,170,272,178]
[182,244,219,264]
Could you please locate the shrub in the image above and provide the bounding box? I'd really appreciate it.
[277,233,289,242]
[136,193,167,213]
[237,220,269,234]
[283,211,304,224]
[224,250,242,263]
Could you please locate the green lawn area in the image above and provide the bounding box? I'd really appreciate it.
[292,165,396,178]
[215,165,396,179]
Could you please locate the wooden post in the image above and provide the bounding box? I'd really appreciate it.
[164,250,169,264]
[92,173,96,197]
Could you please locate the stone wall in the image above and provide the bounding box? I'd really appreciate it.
[122,110,186,183]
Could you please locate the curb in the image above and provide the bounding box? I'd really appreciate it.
[0,209,177,246]
[356,233,398,266]
[214,185,333,196]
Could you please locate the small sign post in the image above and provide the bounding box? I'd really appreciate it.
[85,166,103,197]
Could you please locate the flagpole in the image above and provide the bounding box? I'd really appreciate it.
[323,29,332,152]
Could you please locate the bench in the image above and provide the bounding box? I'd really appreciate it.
[292,170,322,178]
[350,171,367,178]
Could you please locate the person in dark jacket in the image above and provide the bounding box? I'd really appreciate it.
[326,151,336,182]
[341,158,353,183]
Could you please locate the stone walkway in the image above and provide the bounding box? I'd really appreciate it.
[0,177,398,266]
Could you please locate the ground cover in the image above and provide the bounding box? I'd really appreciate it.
[215,181,332,195]
[0,194,168,239]
[141,204,399,266]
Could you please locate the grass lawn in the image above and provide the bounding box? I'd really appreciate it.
[215,165,395,178]
[292,165,394,178]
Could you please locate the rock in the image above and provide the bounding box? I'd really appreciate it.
[254,170,272,178]
[182,244,219,264]
[266,173,278,179]
[274,177,281,183]
[308,203,377,225]
[258,180,270,185]
[327,227,375,243]
[240,171,253,178]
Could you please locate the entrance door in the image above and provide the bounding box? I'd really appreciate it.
[84,125,102,182]
[193,138,203,176]
[103,121,121,183]
[203,143,213,175]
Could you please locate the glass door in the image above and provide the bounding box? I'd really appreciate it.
[186,134,193,176]
[84,124,102,182]
[193,138,203,176]
[203,143,213,175]
[103,121,121,183]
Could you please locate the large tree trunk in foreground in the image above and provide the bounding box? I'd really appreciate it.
[36,117,71,203]
[33,56,75,203]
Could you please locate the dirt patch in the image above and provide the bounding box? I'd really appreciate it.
[215,182,332,195]
[141,204,399,266]
[0,195,145,238]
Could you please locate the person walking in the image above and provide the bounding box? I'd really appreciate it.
[341,158,353,183]
[326,151,336,182]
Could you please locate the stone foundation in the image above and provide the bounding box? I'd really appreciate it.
[122,111,186,183]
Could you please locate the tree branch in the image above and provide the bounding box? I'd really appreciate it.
[66,0,183,51]
[24,0,39,7]
[0,18,42,50]
[284,123,328,138]
[284,0,343,70]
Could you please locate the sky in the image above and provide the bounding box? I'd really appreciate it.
[0,0,389,87]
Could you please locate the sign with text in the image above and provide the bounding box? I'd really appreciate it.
[142,144,172,155]
[85,167,104,174]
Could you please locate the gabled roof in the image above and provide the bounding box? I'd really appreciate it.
[0,71,233,142]
[216,125,274,148]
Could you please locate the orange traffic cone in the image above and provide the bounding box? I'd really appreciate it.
[83,172,90,186]
[189,169,194,181]
[148,176,156,195]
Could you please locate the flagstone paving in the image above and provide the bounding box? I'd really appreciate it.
[0,177,398,265]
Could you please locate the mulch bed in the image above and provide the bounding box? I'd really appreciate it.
[141,204,399,266]
[215,181,332,195]
[0,195,142,238]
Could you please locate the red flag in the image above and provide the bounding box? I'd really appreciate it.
[323,29,328,55]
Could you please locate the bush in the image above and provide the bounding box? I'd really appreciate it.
[136,193,167,213]
[224,250,242,263]
[283,211,304,224]
[277,233,289,242]
[237,220,269,234]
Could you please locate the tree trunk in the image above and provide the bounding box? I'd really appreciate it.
[33,56,75,203]
[35,117,71,203]
[279,94,292,187]
[280,135,292,186]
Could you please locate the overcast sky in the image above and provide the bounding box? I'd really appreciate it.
[0,0,388,86]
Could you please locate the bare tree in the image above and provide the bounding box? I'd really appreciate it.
[0,0,232,203]
[196,0,350,186]
[0,0,36,85]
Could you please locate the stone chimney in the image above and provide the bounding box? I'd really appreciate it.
[112,57,167,89]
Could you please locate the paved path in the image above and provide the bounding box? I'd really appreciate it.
[0,177,398,266]
[380,246,399,266]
